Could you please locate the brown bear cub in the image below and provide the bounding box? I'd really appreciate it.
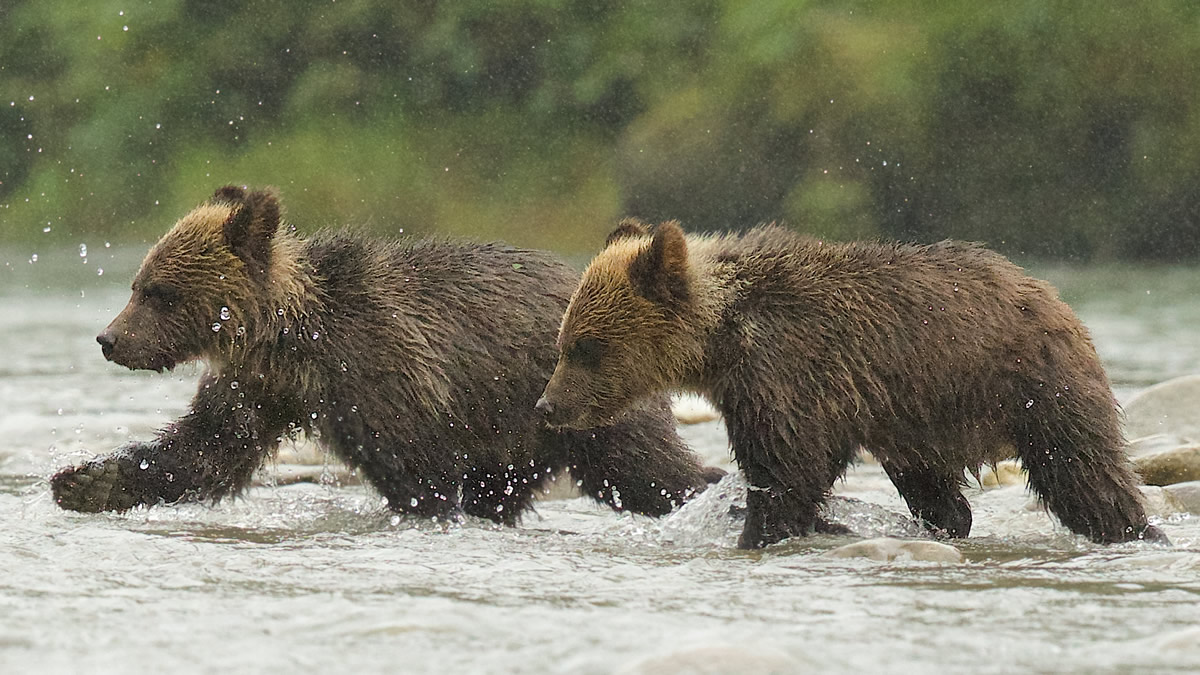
[51,187,719,522]
[538,220,1167,548]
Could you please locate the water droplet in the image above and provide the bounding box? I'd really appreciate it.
[410,498,419,507]
[311,331,320,340]
[97,268,104,276]
[310,412,318,419]
[390,515,401,526]
[42,226,51,233]
[219,306,231,321]
[230,381,239,390]
[276,308,284,316]
[1025,399,1035,408]
[236,326,246,336]
[211,322,222,332]
[139,459,149,470]
[495,504,504,513]
[79,243,87,257]
[29,254,38,263]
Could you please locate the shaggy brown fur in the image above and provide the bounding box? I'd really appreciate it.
[539,220,1167,548]
[51,188,719,522]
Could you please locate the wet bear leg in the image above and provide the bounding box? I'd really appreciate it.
[52,374,288,512]
[878,456,973,538]
[1012,415,1166,544]
[548,400,712,517]
[461,464,539,526]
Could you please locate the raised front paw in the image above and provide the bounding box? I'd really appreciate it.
[51,458,138,512]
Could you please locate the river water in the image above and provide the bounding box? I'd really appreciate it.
[2,248,1198,674]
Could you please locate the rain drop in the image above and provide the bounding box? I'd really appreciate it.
[219,306,231,321]
[230,381,239,390]
[1025,399,1035,409]
[311,331,320,340]
[410,497,419,507]
[211,322,221,332]
[139,459,149,470]
[236,326,246,336]
[390,515,401,526]
[79,243,87,257]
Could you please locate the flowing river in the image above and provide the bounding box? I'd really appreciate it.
[2,248,1198,674]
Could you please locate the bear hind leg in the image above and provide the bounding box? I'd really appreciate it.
[1012,421,1166,544]
[878,456,973,538]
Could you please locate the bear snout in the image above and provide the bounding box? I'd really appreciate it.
[96,331,117,361]
[535,394,575,427]
[534,395,554,416]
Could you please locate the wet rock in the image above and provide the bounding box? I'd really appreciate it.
[819,537,963,563]
[1145,626,1200,651]
[671,394,720,425]
[532,475,583,501]
[1131,444,1200,486]
[980,460,1026,487]
[1123,374,1200,441]
[1138,485,1186,517]
[616,645,802,675]
[1163,481,1200,514]
[276,440,326,465]
[1127,433,1191,457]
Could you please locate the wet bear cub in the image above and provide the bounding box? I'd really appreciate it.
[538,220,1166,548]
[51,187,717,522]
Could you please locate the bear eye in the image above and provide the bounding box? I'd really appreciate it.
[141,283,181,308]
[567,337,605,369]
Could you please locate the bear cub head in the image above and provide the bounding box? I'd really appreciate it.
[97,186,291,372]
[538,219,697,428]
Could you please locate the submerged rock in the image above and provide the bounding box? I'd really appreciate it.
[1163,481,1200,514]
[1138,485,1186,517]
[819,537,963,563]
[617,645,802,675]
[1124,374,1200,440]
[1132,444,1200,486]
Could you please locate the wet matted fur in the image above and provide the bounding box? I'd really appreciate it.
[539,220,1166,548]
[51,188,717,522]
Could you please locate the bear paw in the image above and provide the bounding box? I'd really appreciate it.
[51,458,132,512]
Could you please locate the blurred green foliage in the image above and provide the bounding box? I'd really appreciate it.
[3,1,1200,259]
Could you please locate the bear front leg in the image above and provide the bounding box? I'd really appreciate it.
[51,373,290,512]
[724,400,855,548]
[51,439,202,512]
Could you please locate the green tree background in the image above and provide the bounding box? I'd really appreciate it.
[3,0,1199,259]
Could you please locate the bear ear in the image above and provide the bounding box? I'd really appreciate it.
[605,217,650,247]
[627,221,690,308]
[222,188,281,275]
[211,185,247,205]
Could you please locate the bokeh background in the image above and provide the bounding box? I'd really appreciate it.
[4,1,1200,259]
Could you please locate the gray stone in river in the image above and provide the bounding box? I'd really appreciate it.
[1123,374,1200,441]
[1131,444,1200,486]
[617,645,803,675]
[819,537,963,563]
[1163,480,1200,514]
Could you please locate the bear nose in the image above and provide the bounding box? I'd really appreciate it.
[96,332,116,360]
[534,396,555,417]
